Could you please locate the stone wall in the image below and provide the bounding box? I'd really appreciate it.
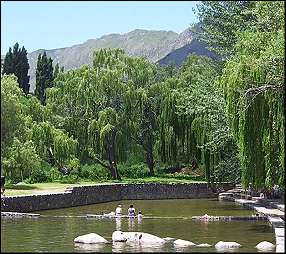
[1,183,234,212]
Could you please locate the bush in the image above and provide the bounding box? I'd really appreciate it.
[2,138,42,183]
[59,174,79,184]
[27,168,48,183]
[118,163,149,178]
[79,164,112,181]
[46,167,63,182]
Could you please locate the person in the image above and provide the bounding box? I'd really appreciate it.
[115,204,122,216]
[128,204,136,217]
[137,211,143,219]
[201,214,210,220]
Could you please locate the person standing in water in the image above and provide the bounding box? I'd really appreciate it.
[115,204,122,216]
[128,204,136,217]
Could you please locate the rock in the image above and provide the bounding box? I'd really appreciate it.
[255,241,275,251]
[112,231,166,244]
[74,233,108,244]
[173,239,196,247]
[163,237,175,241]
[215,241,241,249]
[103,211,115,217]
[196,243,212,247]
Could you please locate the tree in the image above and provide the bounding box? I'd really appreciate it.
[1,74,27,155]
[35,52,54,104]
[2,43,30,94]
[158,54,239,182]
[193,1,256,58]
[53,63,59,79]
[220,1,284,191]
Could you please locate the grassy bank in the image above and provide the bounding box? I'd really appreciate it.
[4,177,207,196]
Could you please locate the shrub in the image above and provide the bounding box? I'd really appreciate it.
[46,167,63,182]
[118,163,149,178]
[59,174,79,184]
[79,164,112,181]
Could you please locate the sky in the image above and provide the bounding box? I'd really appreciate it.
[1,1,199,55]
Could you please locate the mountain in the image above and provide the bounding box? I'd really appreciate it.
[26,29,191,92]
[157,39,219,66]
[2,26,218,92]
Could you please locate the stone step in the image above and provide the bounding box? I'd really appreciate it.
[275,228,285,253]
[254,207,284,218]
[268,216,285,227]
[276,204,285,212]
[1,212,40,218]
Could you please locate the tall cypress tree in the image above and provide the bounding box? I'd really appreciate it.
[53,63,59,79]
[2,43,30,94]
[35,52,54,104]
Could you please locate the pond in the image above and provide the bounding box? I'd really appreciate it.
[1,199,275,252]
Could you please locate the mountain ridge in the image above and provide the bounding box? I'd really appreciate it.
[2,26,218,92]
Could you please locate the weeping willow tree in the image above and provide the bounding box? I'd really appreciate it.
[159,54,238,182]
[221,1,285,191]
[31,121,78,172]
[47,49,131,180]
[122,56,163,176]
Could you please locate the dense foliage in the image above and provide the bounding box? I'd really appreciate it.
[1,1,284,193]
[2,43,30,94]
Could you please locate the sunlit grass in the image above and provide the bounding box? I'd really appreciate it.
[4,177,206,196]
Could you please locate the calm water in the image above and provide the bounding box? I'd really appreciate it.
[1,199,275,252]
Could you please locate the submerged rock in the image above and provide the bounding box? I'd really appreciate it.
[215,241,241,249]
[173,239,196,247]
[196,243,212,247]
[256,241,275,251]
[74,233,108,244]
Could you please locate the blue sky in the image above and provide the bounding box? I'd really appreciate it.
[1,1,199,54]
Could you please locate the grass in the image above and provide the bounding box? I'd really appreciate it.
[3,176,207,197]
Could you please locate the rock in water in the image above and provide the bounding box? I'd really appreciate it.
[215,241,241,249]
[174,239,196,247]
[196,243,212,247]
[256,241,275,251]
[74,233,108,244]
[112,231,166,244]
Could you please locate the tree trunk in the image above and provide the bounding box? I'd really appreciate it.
[107,132,121,180]
[146,139,155,176]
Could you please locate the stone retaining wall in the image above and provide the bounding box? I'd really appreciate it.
[1,183,234,213]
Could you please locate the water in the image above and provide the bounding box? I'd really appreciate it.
[1,199,275,252]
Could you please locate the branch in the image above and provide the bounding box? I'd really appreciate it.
[244,84,284,97]
[88,150,110,169]
[93,157,110,170]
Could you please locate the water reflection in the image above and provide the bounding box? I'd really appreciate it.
[74,242,107,252]
[115,217,122,231]
[112,241,166,253]
[128,217,135,231]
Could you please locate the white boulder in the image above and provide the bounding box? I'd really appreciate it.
[74,233,108,244]
[174,239,196,247]
[103,211,115,217]
[163,237,176,241]
[255,241,275,251]
[196,243,212,247]
[112,231,166,244]
[215,241,241,249]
